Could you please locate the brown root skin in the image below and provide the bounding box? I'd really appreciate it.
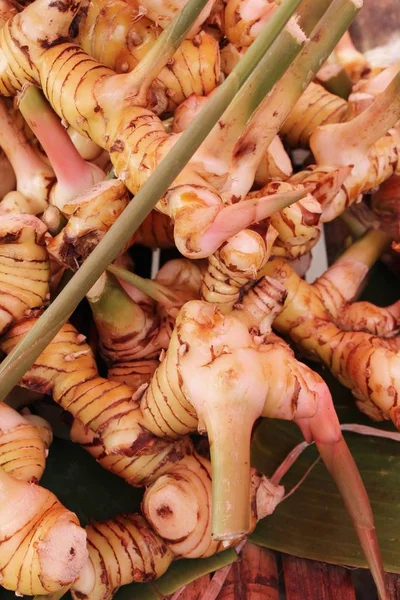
[0,214,50,336]
[0,402,47,482]
[0,468,87,596]
[134,210,175,249]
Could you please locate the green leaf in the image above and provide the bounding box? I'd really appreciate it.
[115,548,237,600]
[250,365,400,573]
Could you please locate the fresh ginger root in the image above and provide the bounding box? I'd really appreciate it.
[280,82,349,148]
[0,402,50,482]
[47,180,129,270]
[74,0,220,111]
[71,513,173,600]
[0,468,87,595]
[260,240,400,424]
[70,440,282,600]
[0,214,49,336]
[0,0,308,259]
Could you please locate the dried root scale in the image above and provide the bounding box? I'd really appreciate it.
[70,418,193,488]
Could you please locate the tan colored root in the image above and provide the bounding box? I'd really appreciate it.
[0,402,48,482]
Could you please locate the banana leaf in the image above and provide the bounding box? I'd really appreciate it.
[250,259,400,572]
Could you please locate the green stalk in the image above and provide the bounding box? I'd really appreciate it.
[206,411,255,540]
[107,264,181,308]
[295,0,334,32]
[0,1,298,399]
[236,0,362,175]
[203,22,306,165]
[87,272,146,339]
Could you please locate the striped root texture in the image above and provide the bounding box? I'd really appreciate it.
[47,180,129,270]
[231,275,288,336]
[280,82,349,149]
[0,0,294,259]
[312,247,400,336]
[134,210,175,249]
[261,258,400,424]
[0,401,49,483]
[0,468,87,596]
[71,514,173,600]
[224,0,278,47]
[88,273,165,366]
[200,229,270,312]
[0,318,156,455]
[248,181,323,260]
[0,214,50,336]
[290,124,400,222]
[142,453,282,558]
[108,359,159,390]
[70,419,193,487]
[74,0,221,111]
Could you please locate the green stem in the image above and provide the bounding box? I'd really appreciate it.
[235,0,362,176]
[87,272,145,334]
[206,411,255,540]
[107,264,181,308]
[0,5,291,399]
[203,21,306,166]
[295,0,333,32]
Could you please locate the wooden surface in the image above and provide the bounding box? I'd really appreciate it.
[171,544,400,600]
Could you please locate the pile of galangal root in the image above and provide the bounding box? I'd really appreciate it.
[0,0,398,598]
